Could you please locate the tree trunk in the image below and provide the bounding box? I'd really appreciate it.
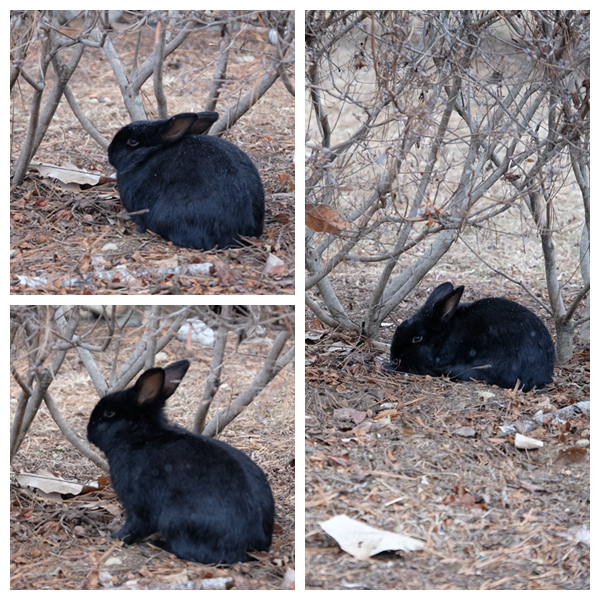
[555,317,576,366]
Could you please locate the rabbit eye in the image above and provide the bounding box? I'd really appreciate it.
[412,336,423,344]
[104,410,116,418]
[126,138,139,148]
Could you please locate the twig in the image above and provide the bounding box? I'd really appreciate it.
[193,308,229,434]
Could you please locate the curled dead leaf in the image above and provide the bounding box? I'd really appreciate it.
[305,204,349,234]
[515,433,544,449]
[319,514,425,559]
[333,407,367,424]
[454,426,477,438]
[16,471,101,497]
[30,161,106,186]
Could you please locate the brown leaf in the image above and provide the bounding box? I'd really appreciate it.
[554,446,588,465]
[212,259,237,287]
[78,250,92,274]
[272,212,291,224]
[374,408,398,421]
[277,172,295,191]
[458,492,476,507]
[305,204,349,234]
[333,407,367,424]
[326,454,350,468]
[34,197,49,208]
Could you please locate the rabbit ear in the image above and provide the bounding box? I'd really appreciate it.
[426,283,464,323]
[134,368,166,405]
[162,360,190,398]
[161,113,203,144]
[187,112,219,135]
[133,360,190,406]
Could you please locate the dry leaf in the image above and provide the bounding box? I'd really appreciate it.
[333,407,367,424]
[305,204,349,234]
[263,253,285,275]
[515,433,544,449]
[176,318,215,346]
[517,479,548,493]
[319,514,425,559]
[374,408,398,420]
[30,161,106,186]
[17,472,99,496]
[326,454,350,468]
[281,567,295,590]
[454,426,477,438]
[554,446,588,465]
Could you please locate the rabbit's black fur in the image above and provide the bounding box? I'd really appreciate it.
[386,282,555,392]
[87,360,274,564]
[107,112,265,250]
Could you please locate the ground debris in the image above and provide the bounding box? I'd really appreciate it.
[305,336,590,590]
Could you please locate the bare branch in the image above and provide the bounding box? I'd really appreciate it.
[203,330,293,437]
[305,10,589,361]
[193,308,229,434]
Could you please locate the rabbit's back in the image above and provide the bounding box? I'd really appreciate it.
[442,298,554,390]
[118,135,264,250]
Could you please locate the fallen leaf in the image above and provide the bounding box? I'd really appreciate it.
[333,407,367,424]
[209,259,237,287]
[16,472,95,496]
[374,408,398,420]
[517,479,548,493]
[197,577,234,590]
[305,204,349,234]
[554,446,587,465]
[319,514,425,559]
[281,567,295,590]
[30,161,106,186]
[263,253,285,275]
[454,426,477,438]
[326,454,350,468]
[515,433,544,449]
[562,524,590,545]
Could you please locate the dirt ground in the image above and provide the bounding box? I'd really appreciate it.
[306,339,589,590]
[10,15,295,295]
[305,269,589,590]
[10,311,295,590]
[304,198,590,592]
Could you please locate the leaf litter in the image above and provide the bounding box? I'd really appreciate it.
[305,327,589,590]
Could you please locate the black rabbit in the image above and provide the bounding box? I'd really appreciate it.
[107,112,265,250]
[386,282,555,392]
[87,360,274,564]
